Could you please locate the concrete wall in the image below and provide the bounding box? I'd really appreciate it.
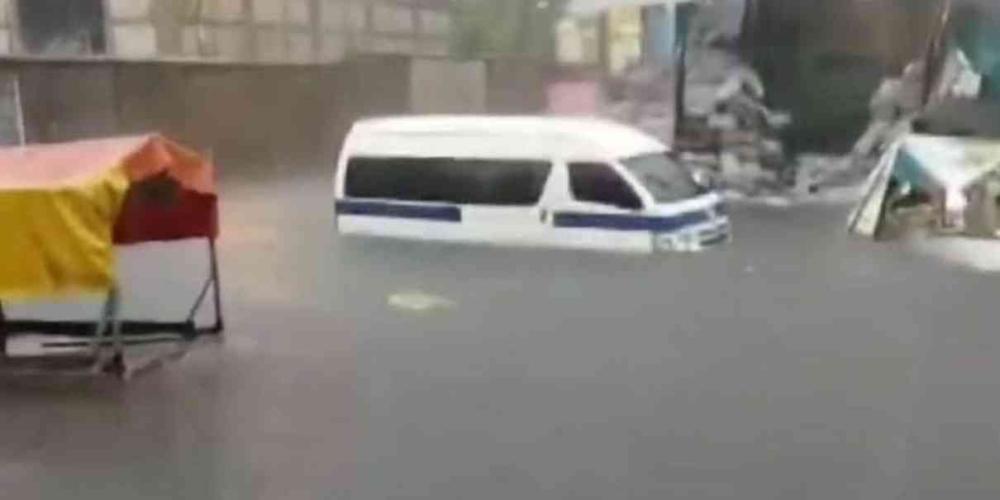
[0,55,546,173]
[328,54,412,157]
[0,70,19,144]
[1,59,337,171]
[0,0,454,63]
[92,0,451,62]
[409,58,486,114]
[0,0,13,54]
[180,65,338,170]
[409,58,549,116]
[486,59,547,114]
[17,64,117,142]
[113,64,188,138]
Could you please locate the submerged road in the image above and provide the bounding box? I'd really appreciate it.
[3,172,1000,499]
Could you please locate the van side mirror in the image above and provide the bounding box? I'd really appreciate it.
[692,168,718,191]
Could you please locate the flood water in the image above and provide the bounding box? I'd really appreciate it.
[3,173,1000,500]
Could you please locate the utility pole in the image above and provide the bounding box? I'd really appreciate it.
[674,1,695,137]
[921,0,953,106]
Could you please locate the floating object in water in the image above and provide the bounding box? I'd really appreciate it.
[387,291,455,312]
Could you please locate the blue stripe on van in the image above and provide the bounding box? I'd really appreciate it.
[553,210,710,232]
[336,200,462,222]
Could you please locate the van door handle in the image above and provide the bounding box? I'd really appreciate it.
[540,209,549,223]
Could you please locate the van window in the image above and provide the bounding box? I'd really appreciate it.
[622,154,702,203]
[345,157,551,206]
[568,162,644,210]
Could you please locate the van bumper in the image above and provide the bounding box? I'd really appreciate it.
[698,218,731,247]
[654,217,731,252]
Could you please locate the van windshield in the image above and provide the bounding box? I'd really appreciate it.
[621,153,703,203]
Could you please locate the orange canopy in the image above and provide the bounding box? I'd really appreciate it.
[0,135,212,191]
[0,135,218,299]
[0,134,218,244]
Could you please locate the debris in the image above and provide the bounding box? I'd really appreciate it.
[848,133,1000,241]
[935,47,983,101]
[841,45,986,193]
[679,37,791,195]
[387,291,455,313]
[759,196,792,208]
[585,0,793,198]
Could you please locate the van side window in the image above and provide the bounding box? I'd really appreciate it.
[457,159,551,206]
[346,157,445,202]
[568,162,644,210]
[345,157,551,206]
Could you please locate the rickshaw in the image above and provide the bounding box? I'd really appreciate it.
[0,135,223,378]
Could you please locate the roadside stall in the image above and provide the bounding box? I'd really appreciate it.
[848,133,1000,240]
[0,135,222,378]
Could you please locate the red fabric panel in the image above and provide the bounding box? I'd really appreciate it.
[114,135,218,244]
[113,190,218,245]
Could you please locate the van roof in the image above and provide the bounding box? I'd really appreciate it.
[350,115,668,160]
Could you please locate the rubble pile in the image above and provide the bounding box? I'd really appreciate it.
[682,45,792,195]
[599,0,921,200]
[601,0,794,197]
[602,56,793,197]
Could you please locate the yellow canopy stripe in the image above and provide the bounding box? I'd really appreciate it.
[0,165,129,300]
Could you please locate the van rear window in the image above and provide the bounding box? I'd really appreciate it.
[345,157,551,206]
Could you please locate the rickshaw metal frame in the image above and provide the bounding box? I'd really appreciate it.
[0,239,223,379]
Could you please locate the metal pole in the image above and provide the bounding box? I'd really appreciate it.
[109,287,124,357]
[12,77,25,145]
[100,286,127,377]
[92,291,113,359]
[675,33,687,132]
[674,2,692,137]
[209,239,224,334]
[922,0,953,106]
[0,300,7,357]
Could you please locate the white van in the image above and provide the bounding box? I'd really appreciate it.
[333,116,730,253]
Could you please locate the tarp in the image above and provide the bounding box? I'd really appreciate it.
[953,1,1000,98]
[848,134,1000,237]
[0,135,217,299]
